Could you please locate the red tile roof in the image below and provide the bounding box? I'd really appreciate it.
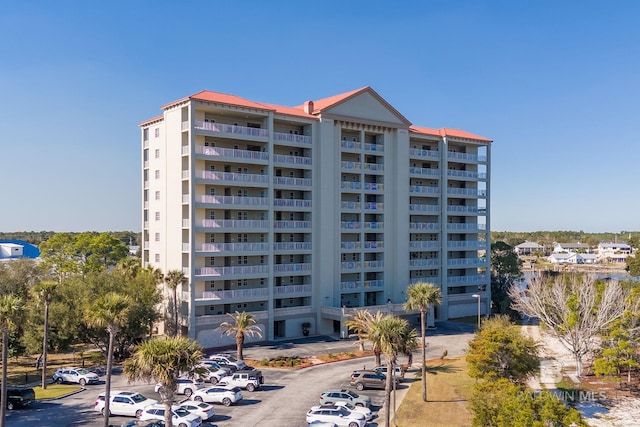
[303,87,369,112]
[410,126,492,142]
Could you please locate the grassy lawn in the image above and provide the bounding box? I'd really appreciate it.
[394,357,474,427]
[35,384,82,399]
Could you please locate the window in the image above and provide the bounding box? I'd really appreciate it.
[155,233,160,242]
[209,188,215,196]
[155,212,160,221]
[155,128,160,138]
[209,211,215,220]
[154,254,160,262]
[155,170,160,179]
[154,149,160,158]
[155,191,160,200]
[209,257,215,266]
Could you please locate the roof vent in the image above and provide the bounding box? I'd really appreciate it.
[303,100,314,114]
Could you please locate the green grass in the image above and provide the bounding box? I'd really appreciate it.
[35,384,82,400]
[394,357,474,427]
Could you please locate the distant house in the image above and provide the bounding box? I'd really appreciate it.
[548,253,573,264]
[0,240,41,260]
[514,241,545,256]
[566,253,598,264]
[597,242,633,263]
[553,242,591,254]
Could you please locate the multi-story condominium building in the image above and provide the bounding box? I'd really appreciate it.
[141,87,492,347]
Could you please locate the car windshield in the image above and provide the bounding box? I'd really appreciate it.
[75,369,90,375]
[174,408,190,416]
[343,402,355,410]
[347,391,359,398]
[225,355,238,362]
[130,394,148,403]
[338,408,350,416]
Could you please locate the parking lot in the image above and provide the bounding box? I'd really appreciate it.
[6,322,474,427]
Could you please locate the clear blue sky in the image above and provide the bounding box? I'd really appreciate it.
[2,0,639,233]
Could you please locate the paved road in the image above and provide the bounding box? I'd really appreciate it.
[6,321,474,427]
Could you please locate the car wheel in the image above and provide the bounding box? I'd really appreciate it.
[79,378,86,386]
[194,396,203,402]
[356,382,364,391]
[246,384,255,392]
[348,423,359,427]
[179,424,187,427]
[222,397,232,406]
[355,402,364,407]
[184,388,193,397]
[135,409,143,418]
[7,402,14,411]
[101,408,110,416]
[56,377,64,384]
[210,377,218,385]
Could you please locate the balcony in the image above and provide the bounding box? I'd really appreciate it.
[341,201,361,210]
[341,139,362,151]
[447,240,487,249]
[410,148,439,159]
[410,259,440,268]
[196,242,269,253]
[194,265,269,277]
[447,188,487,197]
[273,198,312,209]
[409,204,439,213]
[195,310,268,326]
[446,223,486,232]
[364,142,384,153]
[194,170,269,185]
[364,222,383,230]
[341,221,361,230]
[409,185,439,195]
[410,241,440,249]
[363,241,384,249]
[410,167,440,177]
[273,306,313,317]
[364,280,384,289]
[195,145,269,162]
[195,195,269,207]
[194,219,269,230]
[363,163,383,172]
[274,132,311,145]
[273,242,312,251]
[341,182,362,190]
[273,154,312,166]
[273,220,311,230]
[341,281,360,290]
[193,121,270,139]
[448,257,487,267]
[447,206,480,214]
[363,182,383,191]
[363,202,383,211]
[447,151,487,162]
[341,161,361,171]
[273,284,312,296]
[189,288,269,301]
[363,260,384,269]
[273,176,312,187]
[341,261,362,270]
[447,274,488,284]
[447,170,481,180]
[341,241,361,250]
[409,222,439,231]
[273,263,312,273]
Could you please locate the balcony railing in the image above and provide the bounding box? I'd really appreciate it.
[364,142,384,153]
[448,257,487,267]
[363,182,383,191]
[410,148,439,159]
[447,206,479,214]
[196,219,269,229]
[364,222,383,230]
[363,163,383,172]
[447,170,480,179]
[197,243,269,253]
[341,182,362,190]
[341,281,360,290]
[273,284,312,296]
[409,222,439,231]
[447,240,487,249]
[273,154,312,166]
[196,195,269,206]
[273,176,312,187]
[341,201,361,210]
[190,288,269,301]
[195,145,269,161]
[341,222,361,230]
[195,310,268,326]
[273,220,311,230]
[447,274,488,284]
[409,185,439,194]
[273,306,313,316]
[341,241,361,250]
[410,167,440,177]
[273,263,312,273]
[447,188,487,197]
[341,140,361,150]
[447,151,487,162]
[194,265,269,277]
[273,242,312,251]
[364,202,383,210]
[194,121,270,138]
[341,261,362,270]
[409,204,439,213]
[273,198,312,208]
[446,223,486,232]
[410,259,440,267]
[341,161,361,171]
[364,241,384,249]
[410,241,440,249]
[195,170,269,184]
[274,132,311,145]
[363,260,384,268]
[364,280,384,289]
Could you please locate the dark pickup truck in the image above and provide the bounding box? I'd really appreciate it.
[2,387,36,410]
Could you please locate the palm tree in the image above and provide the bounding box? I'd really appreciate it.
[368,313,410,427]
[116,257,141,280]
[0,295,24,427]
[216,311,263,360]
[404,281,442,402]
[165,270,186,337]
[34,280,57,390]
[124,336,205,427]
[86,293,131,427]
[344,308,373,352]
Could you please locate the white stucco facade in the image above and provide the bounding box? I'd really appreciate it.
[141,87,492,347]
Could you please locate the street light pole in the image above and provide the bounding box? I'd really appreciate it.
[472,294,481,328]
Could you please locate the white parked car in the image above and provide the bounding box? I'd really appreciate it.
[139,404,202,427]
[179,401,216,421]
[198,364,227,384]
[216,370,263,392]
[52,367,100,386]
[155,378,204,397]
[190,386,243,406]
[311,401,374,421]
[306,405,366,427]
[208,354,246,370]
[94,391,158,417]
[374,365,404,381]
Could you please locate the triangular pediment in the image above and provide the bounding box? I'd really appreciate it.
[317,88,411,126]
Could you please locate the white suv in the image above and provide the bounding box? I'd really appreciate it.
[155,378,204,397]
[52,367,99,386]
[140,403,202,427]
[208,354,246,370]
[94,390,157,417]
[306,405,366,427]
